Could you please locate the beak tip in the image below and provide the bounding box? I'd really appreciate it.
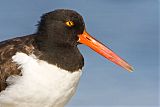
[127,66,134,72]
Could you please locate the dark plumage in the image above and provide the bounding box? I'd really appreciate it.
[0,9,85,91]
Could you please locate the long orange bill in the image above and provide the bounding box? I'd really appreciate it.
[78,30,133,72]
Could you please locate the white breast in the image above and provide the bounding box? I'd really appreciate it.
[0,52,82,107]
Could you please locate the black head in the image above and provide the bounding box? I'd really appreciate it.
[35,9,133,72]
[37,9,85,47]
[35,9,85,72]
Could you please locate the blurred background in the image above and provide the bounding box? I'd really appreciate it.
[0,0,159,107]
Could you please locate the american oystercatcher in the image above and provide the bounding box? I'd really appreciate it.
[0,9,133,107]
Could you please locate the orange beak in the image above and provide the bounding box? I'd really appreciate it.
[78,30,133,72]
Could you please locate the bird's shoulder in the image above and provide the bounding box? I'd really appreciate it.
[0,34,38,91]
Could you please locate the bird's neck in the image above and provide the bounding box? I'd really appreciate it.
[35,35,84,72]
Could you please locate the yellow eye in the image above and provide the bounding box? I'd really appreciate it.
[65,21,74,27]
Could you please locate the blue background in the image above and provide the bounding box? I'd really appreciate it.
[0,0,158,107]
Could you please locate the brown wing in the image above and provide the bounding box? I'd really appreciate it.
[0,35,37,91]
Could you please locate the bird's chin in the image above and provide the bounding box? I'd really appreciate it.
[77,42,82,45]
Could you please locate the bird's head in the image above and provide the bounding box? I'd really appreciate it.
[36,9,133,72]
[37,9,85,46]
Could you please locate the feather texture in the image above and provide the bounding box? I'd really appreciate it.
[0,52,82,107]
[0,35,36,91]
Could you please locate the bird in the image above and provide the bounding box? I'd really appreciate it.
[0,9,133,107]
